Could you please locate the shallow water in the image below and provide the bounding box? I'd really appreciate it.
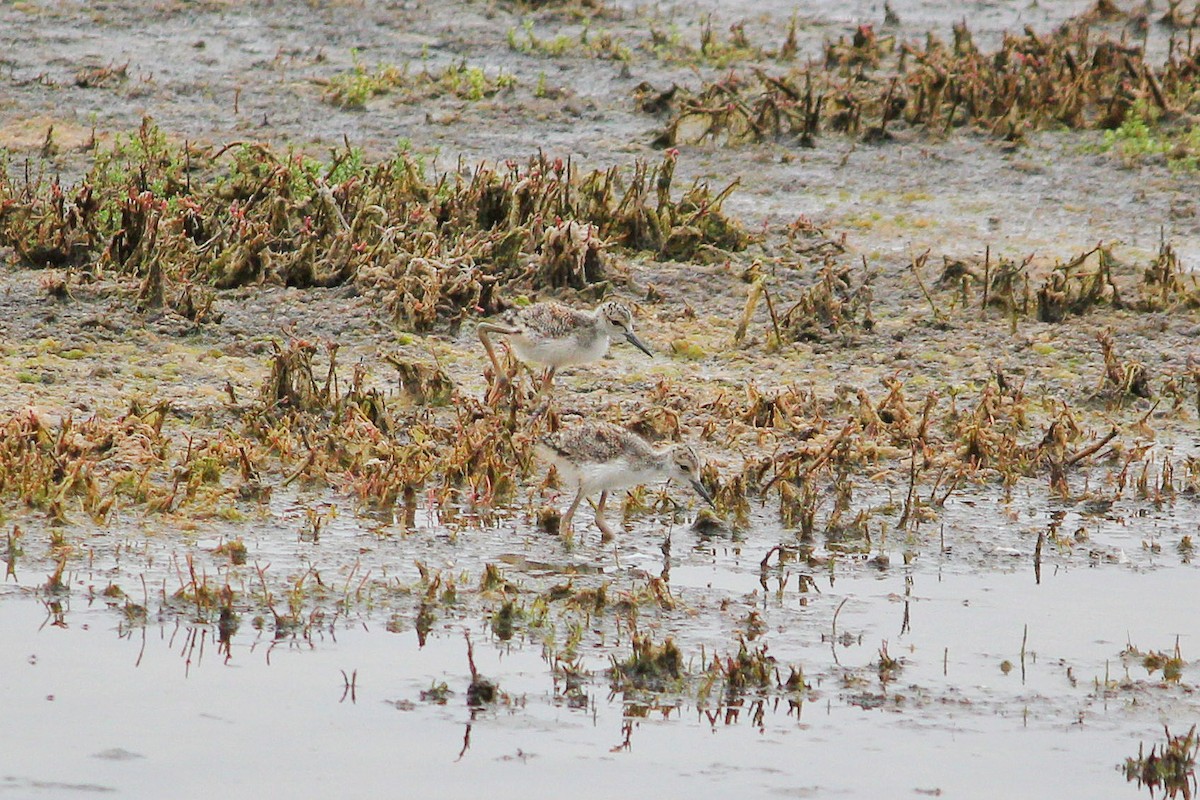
[3,524,1196,799]
[4,464,1198,798]
[2,450,1196,799]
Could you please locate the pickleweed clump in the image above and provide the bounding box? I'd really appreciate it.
[1103,100,1200,170]
[1,131,748,333]
[1122,725,1199,799]
[645,11,1200,148]
[322,52,517,109]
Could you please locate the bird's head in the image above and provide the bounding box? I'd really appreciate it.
[598,301,652,357]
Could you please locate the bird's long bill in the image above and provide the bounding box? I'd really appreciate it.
[690,479,716,508]
[624,330,654,357]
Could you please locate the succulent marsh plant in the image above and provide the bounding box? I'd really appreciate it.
[648,12,1200,148]
[1123,725,1199,799]
[610,633,683,693]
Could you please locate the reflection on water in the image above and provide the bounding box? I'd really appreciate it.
[2,555,1197,798]
[1,473,1196,798]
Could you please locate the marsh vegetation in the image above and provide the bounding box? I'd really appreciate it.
[1,0,1199,795]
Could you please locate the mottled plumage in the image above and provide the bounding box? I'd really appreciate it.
[477,301,652,395]
[537,420,713,538]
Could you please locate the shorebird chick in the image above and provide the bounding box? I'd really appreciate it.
[537,421,714,538]
[477,300,653,395]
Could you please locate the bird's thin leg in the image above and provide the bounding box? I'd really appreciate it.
[476,323,507,377]
[594,491,616,542]
[477,322,515,402]
[559,487,585,535]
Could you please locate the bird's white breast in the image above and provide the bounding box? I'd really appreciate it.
[577,459,662,495]
[512,333,610,368]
